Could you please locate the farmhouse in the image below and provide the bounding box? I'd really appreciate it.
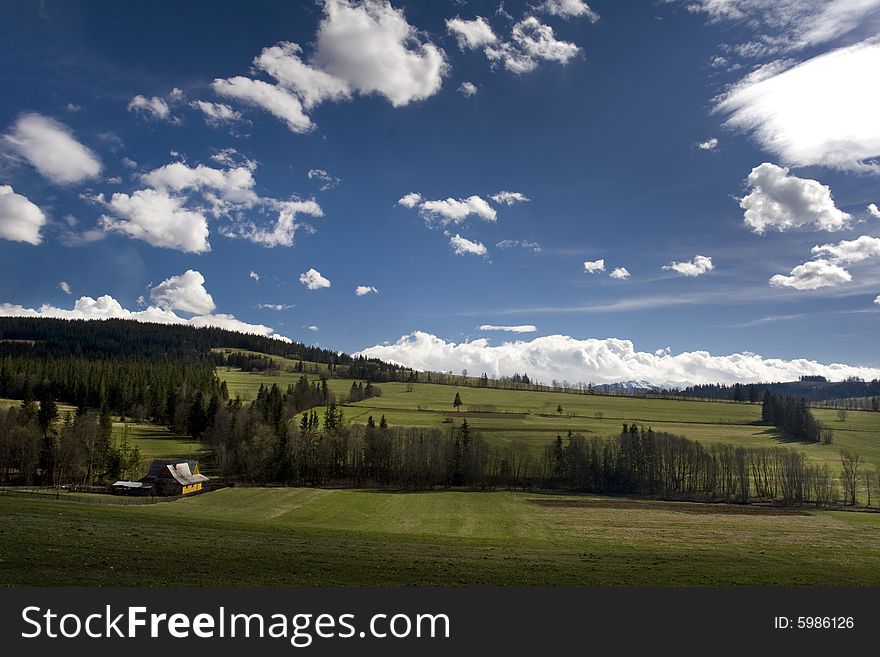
[113,459,208,496]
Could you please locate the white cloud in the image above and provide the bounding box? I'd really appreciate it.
[308,168,341,190]
[250,271,261,281]
[739,163,850,234]
[127,95,172,121]
[313,0,448,107]
[485,17,580,74]
[122,157,138,170]
[418,195,496,224]
[583,258,605,273]
[253,41,351,109]
[397,192,422,208]
[307,325,319,332]
[490,191,529,205]
[3,113,102,185]
[450,234,487,256]
[697,137,718,151]
[496,239,542,253]
[0,290,290,342]
[810,235,880,265]
[65,103,81,113]
[538,0,599,21]
[190,100,244,125]
[769,259,853,290]
[446,16,498,50]
[715,39,880,172]
[212,76,314,133]
[0,185,46,245]
[96,189,211,254]
[458,81,478,97]
[300,268,331,290]
[356,331,880,387]
[355,285,379,296]
[875,295,880,305]
[479,324,537,333]
[227,199,323,247]
[609,267,630,280]
[149,269,216,315]
[142,161,259,211]
[258,303,293,311]
[58,281,71,295]
[868,203,880,219]
[662,254,714,277]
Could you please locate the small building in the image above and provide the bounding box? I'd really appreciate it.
[113,459,208,496]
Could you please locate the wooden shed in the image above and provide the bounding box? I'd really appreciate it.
[113,459,208,496]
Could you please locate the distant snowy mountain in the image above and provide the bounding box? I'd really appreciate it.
[594,380,661,393]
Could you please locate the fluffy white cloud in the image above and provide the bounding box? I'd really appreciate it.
[485,17,580,74]
[142,161,259,211]
[496,239,542,253]
[213,76,314,133]
[875,295,880,305]
[450,234,487,256]
[0,288,290,342]
[357,331,880,386]
[3,113,102,185]
[697,137,718,151]
[257,303,293,311]
[769,259,853,290]
[253,41,351,109]
[58,281,71,295]
[96,189,211,254]
[538,0,599,21]
[122,157,138,170]
[458,81,478,97]
[609,267,630,280]
[308,168,341,190]
[190,100,243,125]
[249,271,261,281]
[446,16,498,50]
[300,268,331,290]
[127,95,171,121]
[227,199,323,247]
[417,195,496,224]
[490,191,529,205]
[715,39,880,172]
[0,185,46,245]
[397,192,422,208]
[868,203,880,219]
[810,235,880,265]
[662,254,714,277]
[583,258,605,273]
[479,324,537,333]
[307,325,319,332]
[739,163,850,234]
[355,285,379,296]
[149,269,216,315]
[313,0,447,107]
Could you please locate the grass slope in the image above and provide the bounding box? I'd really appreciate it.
[2,488,880,586]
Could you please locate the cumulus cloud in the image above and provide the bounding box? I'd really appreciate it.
[190,100,244,125]
[127,95,173,121]
[868,203,880,219]
[0,282,290,342]
[485,17,580,74]
[250,271,261,281]
[142,161,259,211]
[308,168,341,190]
[257,303,293,311]
[583,258,605,273]
[58,281,71,295]
[490,191,529,205]
[450,234,487,256]
[697,137,718,151]
[212,76,314,133]
[253,41,352,109]
[739,163,850,234]
[496,239,542,253]
[3,113,102,185]
[446,16,498,50]
[875,295,880,305]
[609,267,630,280]
[810,235,880,265]
[300,268,331,290]
[149,269,216,315]
[95,189,211,254]
[397,192,422,208]
[355,285,379,296]
[662,254,714,277]
[0,185,46,245]
[479,324,537,333]
[356,331,880,387]
[769,259,853,290]
[458,81,478,97]
[538,0,599,21]
[226,199,324,247]
[714,39,880,172]
[404,194,496,224]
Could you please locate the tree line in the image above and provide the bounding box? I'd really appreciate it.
[761,392,828,443]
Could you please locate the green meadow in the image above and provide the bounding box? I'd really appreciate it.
[2,487,880,586]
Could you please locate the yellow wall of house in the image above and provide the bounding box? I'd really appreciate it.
[182,483,202,495]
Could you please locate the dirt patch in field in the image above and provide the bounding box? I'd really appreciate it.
[444,411,529,419]
[528,498,813,516]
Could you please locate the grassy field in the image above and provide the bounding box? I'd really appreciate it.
[2,487,879,586]
[112,422,205,460]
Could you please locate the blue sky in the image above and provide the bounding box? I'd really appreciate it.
[1,0,879,386]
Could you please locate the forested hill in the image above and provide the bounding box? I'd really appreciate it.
[669,377,880,403]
